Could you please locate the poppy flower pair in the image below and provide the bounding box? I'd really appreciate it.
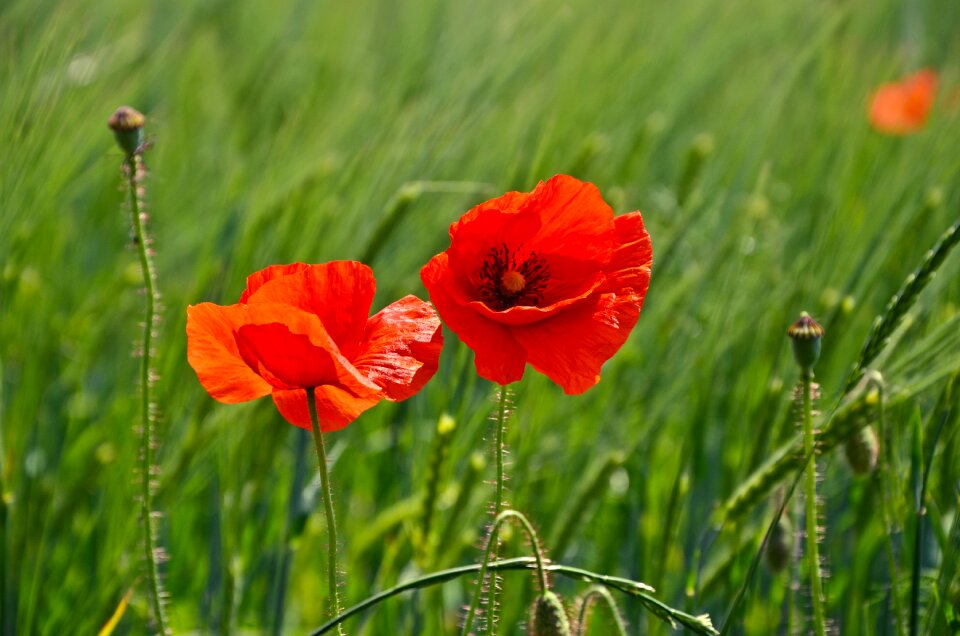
[187,175,652,427]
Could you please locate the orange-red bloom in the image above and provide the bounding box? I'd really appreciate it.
[187,261,443,431]
[868,69,938,135]
[421,175,652,394]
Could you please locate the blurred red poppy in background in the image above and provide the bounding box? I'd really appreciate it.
[868,69,938,135]
[421,174,652,394]
[187,261,443,431]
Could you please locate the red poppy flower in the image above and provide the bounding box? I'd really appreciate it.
[868,69,938,135]
[421,174,652,394]
[187,261,443,431]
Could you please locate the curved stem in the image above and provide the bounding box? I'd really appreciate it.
[462,509,550,635]
[309,557,717,636]
[575,586,628,636]
[128,154,169,635]
[801,373,826,636]
[307,388,345,636]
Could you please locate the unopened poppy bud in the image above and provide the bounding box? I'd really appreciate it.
[766,516,794,573]
[529,591,572,636]
[844,425,879,476]
[108,106,145,156]
[787,312,824,375]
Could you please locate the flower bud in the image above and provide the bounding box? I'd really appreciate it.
[787,312,824,375]
[844,425,879,476]
[108,106,145,156]
[529,591,572,636]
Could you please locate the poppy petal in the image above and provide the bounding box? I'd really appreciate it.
[512,287,648,395]
[272,387,383,432]
[245,261,375,359]
[239,263,311,303]
[608,212,653,274]
[353,295,444,401]
[421,253,527,385]
[234,322,382,396]
[186,302,273,403]
[520,175,616,263]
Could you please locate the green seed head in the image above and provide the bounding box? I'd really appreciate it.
[787,311,824,375]
[844,425,880,476]
[108,106,145,156]
[529,591,572,636]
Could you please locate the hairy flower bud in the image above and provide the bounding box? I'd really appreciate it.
[787,312,824,375]
[529,591,572,636]
[844,425,880,476]
[108,106,145,156]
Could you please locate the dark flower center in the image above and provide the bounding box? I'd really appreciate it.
[476,243,550,310]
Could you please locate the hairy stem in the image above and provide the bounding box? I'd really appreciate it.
[481,385,510,634]
[463,510,549,636]
[801,373,826,636]
[127,154,169,635]
[307,389,345,635]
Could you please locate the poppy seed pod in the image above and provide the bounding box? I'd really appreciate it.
[529,591,572,636]
[844,425,880,476]
[787,312,824,376]
[108,106,145,156]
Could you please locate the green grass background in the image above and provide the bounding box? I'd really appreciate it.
[2,0,959,633]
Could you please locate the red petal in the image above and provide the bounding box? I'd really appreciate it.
[272,387,383,431]
[608,212,653,273]
[421,253,527,385]
[186,303,274,403]
[234,322,382,396]
[602,211,653,293]
[353,295,444,401]
[512,286,649,395]
[244,261,375,359]
[239,263,311,303]
[519,175,615,264]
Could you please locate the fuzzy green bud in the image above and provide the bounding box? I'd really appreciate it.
[787,312,824,375]
[844,425,879,476]
[108,106,145,156]
[529,591,572,636]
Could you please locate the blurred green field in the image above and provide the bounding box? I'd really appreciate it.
[2,0,960,633]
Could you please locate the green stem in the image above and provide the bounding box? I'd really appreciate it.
[309,557,715,636]
[482,385,509,634]
[128,154,169,635]
[494,385,508,519]
[801,373,826,636]
[462,510,548,636]
[575,586,628,636]
[307,388,345,636]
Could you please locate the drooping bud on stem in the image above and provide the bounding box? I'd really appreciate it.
[787,311,824,377]
[529,590,572,636]
[108,106,145,156]
[844,425,880,476]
